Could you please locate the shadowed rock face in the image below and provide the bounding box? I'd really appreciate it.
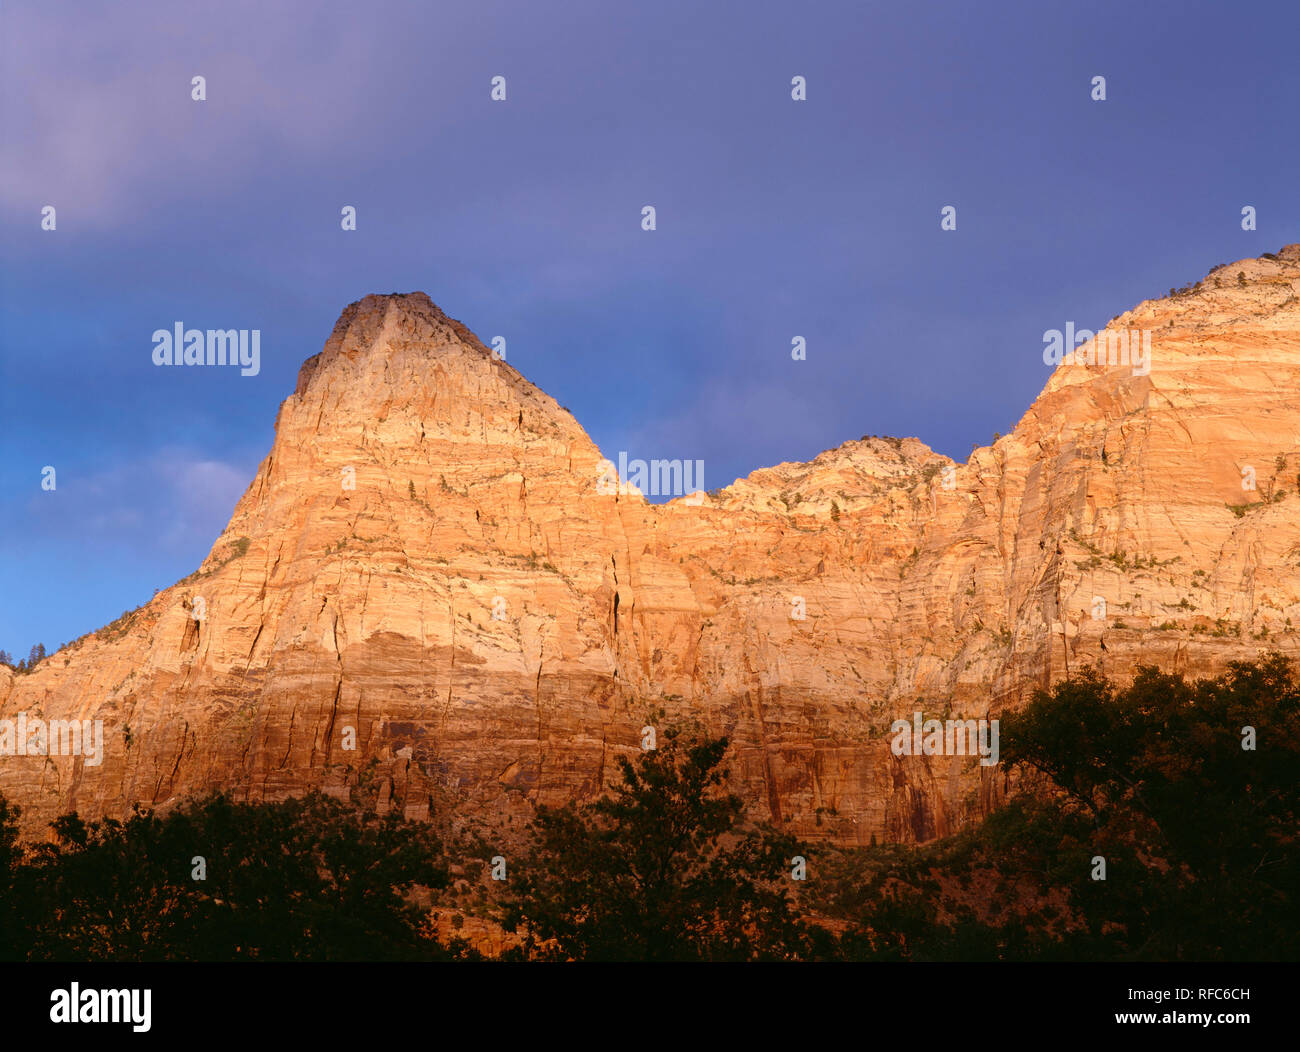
[5,251,1300,844]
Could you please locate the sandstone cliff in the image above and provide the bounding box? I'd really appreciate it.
[4,248,1299,844]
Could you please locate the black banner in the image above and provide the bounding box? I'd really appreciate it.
[2,961,1288,1040]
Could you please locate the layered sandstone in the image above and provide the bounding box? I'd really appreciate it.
[4,248,1300,844]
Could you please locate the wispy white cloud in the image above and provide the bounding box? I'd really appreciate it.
[22,446,250,554]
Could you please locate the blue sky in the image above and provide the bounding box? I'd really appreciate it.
[1,0,1297,657]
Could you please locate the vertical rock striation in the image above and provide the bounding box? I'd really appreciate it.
[4,249,1300,844]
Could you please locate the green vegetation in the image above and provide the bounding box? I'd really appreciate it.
[0,644,46,674]
[182,535,253,580]
[497,731,812,961]
[807,657,1300,960]
[0,793,452,961]
[98,608,144,643]
[3,658,1295,961]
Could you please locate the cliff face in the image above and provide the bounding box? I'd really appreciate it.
[4,249,1300,844]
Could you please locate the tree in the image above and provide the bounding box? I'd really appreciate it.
[9,791,451,961]
[818,657,1300,961]
[500,730,818,961]
[999,656,1300,959]
[0,796,23,959]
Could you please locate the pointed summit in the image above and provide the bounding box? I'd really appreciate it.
[3,251,1299,844]
[295,292,505,398]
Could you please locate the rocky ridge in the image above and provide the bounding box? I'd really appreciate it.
[3,247,1299,844]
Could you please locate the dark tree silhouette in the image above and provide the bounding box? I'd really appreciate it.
[817,656,1300,961]
[2,792,451,961]
[500,729,817,961]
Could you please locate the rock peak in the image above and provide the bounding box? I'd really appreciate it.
[294,291,494,397]
[4,252,1300,845]
[341,289,444,319]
